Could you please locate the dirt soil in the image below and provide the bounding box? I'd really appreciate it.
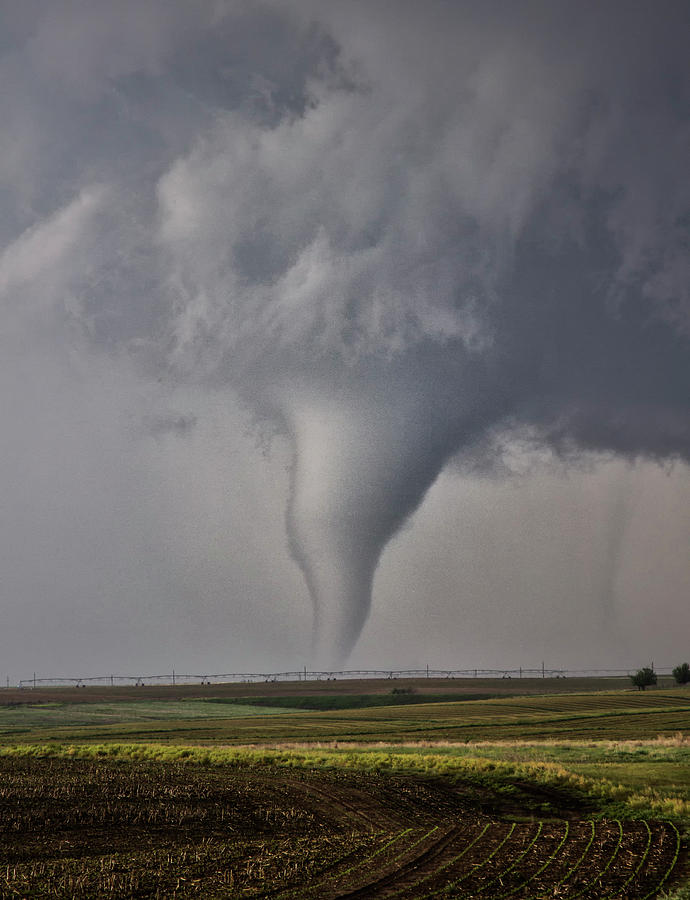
[0,755,684,898]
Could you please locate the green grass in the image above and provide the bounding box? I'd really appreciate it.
[325,739,690,819]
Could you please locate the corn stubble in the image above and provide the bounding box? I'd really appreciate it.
[0,750,685,898]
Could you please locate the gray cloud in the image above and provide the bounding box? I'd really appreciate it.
[144,413,198,438]
[0,0,688,672]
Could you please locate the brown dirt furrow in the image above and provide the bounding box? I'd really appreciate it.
[443,821,543,898]
[277,776,390,830]
[554,820,625,899]
[591,821,682,900]
[332,822,493,899]
[516,819,595,894]
[558,821,656,900]
[385,821,518,900]
[271,829,436,900]
[589,820,650,898]
[492,820,570,897]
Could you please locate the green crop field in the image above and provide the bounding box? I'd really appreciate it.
[0,698,293,736]
[1,680,688,897]
[1,684,688,745]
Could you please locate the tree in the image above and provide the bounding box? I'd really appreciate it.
[630,667,657,691]
[672,662,690,685]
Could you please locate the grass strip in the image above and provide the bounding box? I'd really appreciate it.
[640,822,681,900]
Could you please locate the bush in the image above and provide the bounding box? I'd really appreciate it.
[631,667,657,691]
[672,662,690,685]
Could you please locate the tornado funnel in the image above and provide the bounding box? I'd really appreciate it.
[282,386,456,667]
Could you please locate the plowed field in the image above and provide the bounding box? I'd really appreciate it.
[0,755,683,898]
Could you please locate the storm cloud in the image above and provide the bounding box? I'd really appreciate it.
[0,1,688,672]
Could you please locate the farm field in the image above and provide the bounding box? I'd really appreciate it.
[1,680,689,897]
[0,744,686,898]
[1,683,688,744]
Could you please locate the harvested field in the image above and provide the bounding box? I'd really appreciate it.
[0,753,684,899]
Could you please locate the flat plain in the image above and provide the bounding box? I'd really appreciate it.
[1,678,688,897]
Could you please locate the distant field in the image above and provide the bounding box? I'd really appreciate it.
[0,699,294,739]
[1,685,688,745]
[0,674,668,705]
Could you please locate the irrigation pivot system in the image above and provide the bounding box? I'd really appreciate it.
[15,665,674,688]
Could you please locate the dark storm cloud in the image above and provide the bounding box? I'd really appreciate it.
[0,0,688,667]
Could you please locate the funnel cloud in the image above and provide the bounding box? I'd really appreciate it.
[0,1,688,673]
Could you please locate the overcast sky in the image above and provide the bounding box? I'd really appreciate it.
[1,0,688,680]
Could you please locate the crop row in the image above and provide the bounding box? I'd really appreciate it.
[1,820,678,899]
[298,819,682,899]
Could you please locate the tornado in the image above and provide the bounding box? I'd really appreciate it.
[286,400,384,667]
[277,374,477,667]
